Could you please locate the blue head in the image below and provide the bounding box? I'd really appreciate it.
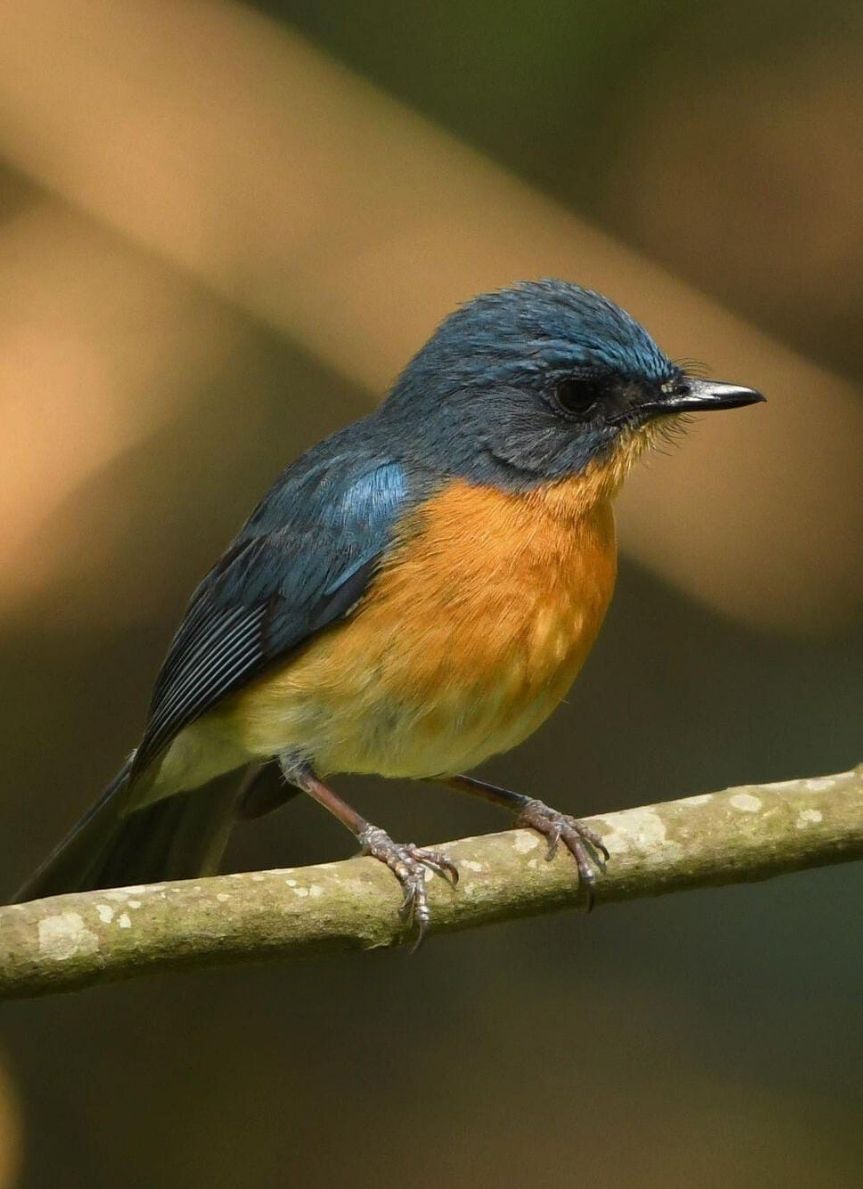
[379,280,762,488]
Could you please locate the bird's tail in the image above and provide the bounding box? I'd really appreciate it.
[12,758,241,904]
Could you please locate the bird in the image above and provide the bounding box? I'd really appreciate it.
[15,279,764,941]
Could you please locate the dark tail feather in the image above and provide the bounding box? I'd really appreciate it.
[236,760,300,820]
[13,762,241,904]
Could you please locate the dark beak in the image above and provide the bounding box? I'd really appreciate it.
[648,378,765,415]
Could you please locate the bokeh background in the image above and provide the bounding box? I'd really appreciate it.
[1,2,862,1186]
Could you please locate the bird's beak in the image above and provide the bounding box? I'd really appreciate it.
[648,378,765,415]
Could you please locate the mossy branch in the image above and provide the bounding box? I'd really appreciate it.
[2,766,862,1000]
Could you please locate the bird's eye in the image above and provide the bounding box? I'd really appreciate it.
[552,376,604,419]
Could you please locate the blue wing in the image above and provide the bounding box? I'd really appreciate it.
[134,443,410,771]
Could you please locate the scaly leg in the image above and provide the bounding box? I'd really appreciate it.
[433,773,608,910]
[280,754,458,948]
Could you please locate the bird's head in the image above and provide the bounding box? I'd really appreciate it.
[381,279,763,495]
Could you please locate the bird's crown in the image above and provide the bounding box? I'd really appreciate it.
[394,279,673,397]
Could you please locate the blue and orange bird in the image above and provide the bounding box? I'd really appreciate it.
[16,281,764,939]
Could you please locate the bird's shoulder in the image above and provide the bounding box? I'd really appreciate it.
[135,417,433,769]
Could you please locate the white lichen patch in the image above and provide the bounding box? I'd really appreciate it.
[38,912,99,960]
[796,808,823,827]
[600,807,668,855]
[285,878,298,887]
[730,793,762,813]
[805,778,833,794]
[681,793,713,807]
[104,887,158,902]
[761,778,803,794]
[513,832,540,854]
[117,912,132,929]
[127,900,142,910]
[460,859,485,874]
[290,886,310,897]
[216,893,231,903]
[308,885,324,898]
[96,904,114,924]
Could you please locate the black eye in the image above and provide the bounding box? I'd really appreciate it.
[552,376,605,419]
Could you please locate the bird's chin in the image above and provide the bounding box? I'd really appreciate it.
[609,414,689,479]
[569,423,651,502]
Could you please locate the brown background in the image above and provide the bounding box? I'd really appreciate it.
[1,2,862,1186]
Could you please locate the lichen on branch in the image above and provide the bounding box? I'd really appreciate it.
[2,766,862,1000]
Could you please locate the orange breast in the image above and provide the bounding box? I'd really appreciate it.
[367,477,616,704]
[224,475,618,778]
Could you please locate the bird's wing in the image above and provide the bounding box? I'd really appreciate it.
[134,453,410,772]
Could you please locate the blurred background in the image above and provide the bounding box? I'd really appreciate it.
[1,1,862,1186]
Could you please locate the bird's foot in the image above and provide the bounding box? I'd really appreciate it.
[358,825,458,951]
[513,798,609,910]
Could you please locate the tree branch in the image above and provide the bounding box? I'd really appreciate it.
[2,766,862,1000]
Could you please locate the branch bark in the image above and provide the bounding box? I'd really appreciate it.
[2,766,862,1000]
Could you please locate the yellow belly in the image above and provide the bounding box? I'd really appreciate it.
[201,476,618,781]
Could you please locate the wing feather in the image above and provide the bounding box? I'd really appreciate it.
[133,453,410,772]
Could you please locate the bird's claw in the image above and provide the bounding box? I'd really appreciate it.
[514,798,608,911]
[358,825,458,951]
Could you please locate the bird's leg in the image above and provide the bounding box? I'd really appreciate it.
[279,754,458,948]
[433,773,608,910]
